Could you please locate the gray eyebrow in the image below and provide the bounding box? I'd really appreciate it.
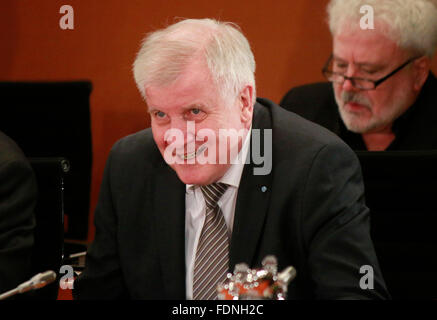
[332,55,384,70]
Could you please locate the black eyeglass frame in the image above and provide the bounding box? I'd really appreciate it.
[322,55,422,90]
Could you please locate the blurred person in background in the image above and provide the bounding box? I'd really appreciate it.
[0,130,36,295]
[281,0,437,151]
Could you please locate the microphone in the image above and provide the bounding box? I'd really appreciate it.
[0,270,57,300]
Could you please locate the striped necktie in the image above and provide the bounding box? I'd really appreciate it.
[193,182,230,300]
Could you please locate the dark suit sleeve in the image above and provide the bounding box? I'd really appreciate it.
[73,147,129,299]
[301,141,389,299]
[0,158,36,292]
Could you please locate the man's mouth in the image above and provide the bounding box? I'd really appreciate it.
[344,101,370,112]
[177,143,207,160]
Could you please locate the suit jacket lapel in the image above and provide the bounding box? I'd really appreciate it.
[153,161,186,299]
[229,103,273,270]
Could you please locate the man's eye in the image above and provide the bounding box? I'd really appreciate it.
[155,111,166,118]
[184,108,206,121]
[334,63,347,70]
[362,69,377,75]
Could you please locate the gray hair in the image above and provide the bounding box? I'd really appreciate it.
[133,18,256,104]
[327,0,437,57]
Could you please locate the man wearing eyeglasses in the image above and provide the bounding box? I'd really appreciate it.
[280,0,437,151]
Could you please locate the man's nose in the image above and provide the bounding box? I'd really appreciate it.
[165,120,196,148]
[342,66,359,92]
[342,78,356,92]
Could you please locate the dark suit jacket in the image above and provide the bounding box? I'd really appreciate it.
[280,73,437,150]
[0,131,36,293]
[74,98,389,300]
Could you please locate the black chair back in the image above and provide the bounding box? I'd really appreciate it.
[0,81,92,240]
[356,151,437,299]
[27,157,69,299]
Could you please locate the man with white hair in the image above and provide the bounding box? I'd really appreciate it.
[281,0,437,151]
[74,18,388,300]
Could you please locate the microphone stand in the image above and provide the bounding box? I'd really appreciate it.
[0,270,57,300]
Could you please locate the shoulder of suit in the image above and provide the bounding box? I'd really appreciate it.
[0,131,30,169]
[256,98,350,155]
[279,82,337,122]
[284,82,332,99]
[110,128,158,161]
[282,82,333,102]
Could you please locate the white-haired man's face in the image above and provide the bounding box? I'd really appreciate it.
[145,57,253,186]
[332,29,421,134]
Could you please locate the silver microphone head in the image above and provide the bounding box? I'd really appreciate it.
[17,270,57,293]
[32,270,57,289]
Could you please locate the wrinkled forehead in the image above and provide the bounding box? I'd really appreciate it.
[145,58,221,111]
[333,27,406,65]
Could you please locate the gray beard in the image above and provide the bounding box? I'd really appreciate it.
[335,90,410,134]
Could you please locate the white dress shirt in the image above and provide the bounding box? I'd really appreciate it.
[185,128,251,299]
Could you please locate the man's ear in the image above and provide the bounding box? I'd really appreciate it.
[413,56,431,91]
[239,85,254,125]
